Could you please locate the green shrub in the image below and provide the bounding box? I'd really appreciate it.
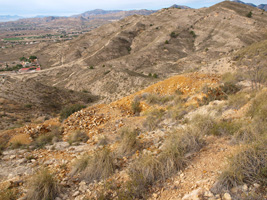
[29,55,37,60]
[71,148,115,182]
[26,168,60,200]
[60,104,86,121]
[190,31,197,38]
[212,139,267,192]
[165,40,169,44]
[116,128,140,156]
[246,11,252,18]
[170,32,179,38]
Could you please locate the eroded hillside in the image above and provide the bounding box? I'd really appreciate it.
[0,71,266,199]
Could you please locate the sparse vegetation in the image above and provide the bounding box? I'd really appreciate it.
[143,108,165,131]
[144,93,173,105]
[190,30,197,38]
[60,104,86,121]
[71,148,115,182]
[170,31,179,38]
[67,130,89,145]
[26,168,60,200]
[116,128,140,156]
[33,133,54,149]
[0,188,18,200]
[246,11,252,18]
[212,139,267,192]
[227,92,250,109]
[127,128,204,198]
[131,97,142,115]
[165,40,169,44]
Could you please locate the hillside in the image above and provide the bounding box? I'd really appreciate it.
[0,1,267,131]
[0,1,267,198]
[5,1,266,98]
[0,70,266,199]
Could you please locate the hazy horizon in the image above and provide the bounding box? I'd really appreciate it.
[0,0,266,17]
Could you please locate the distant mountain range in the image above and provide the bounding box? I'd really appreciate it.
[232,0,267,10]
[1,1,266,23]
[170,4,191,9]
[0,15,23,22]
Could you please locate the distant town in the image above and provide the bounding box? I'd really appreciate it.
[0,55,41,73]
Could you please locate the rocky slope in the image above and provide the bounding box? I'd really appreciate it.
[0,71,266,199]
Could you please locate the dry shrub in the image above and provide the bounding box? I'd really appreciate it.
[67,130,89,145]
[128,154,163,198]
[71,148,115,183]
[159,128,204,177]
[145,93,173,105]
[33,133,54,149]
[116,128,141,156]
[227,92,250,110]
[131,97,142,115]
[247,90,267,122]
[143,108,165,131]
[26,168,60,200]
[127,128,204,198]
[212,139,267,192]
[191,115,240,136]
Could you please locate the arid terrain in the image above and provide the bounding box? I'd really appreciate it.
[0,1,267,200]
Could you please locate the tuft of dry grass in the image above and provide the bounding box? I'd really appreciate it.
[67,130,89,145]
[145,93,174,105]
[26,168,60,200]
[143,108,165,131]
[0,188,18,200]
[71,148,115,183]
[127,128,204,198]
[227,92,250,110]
[131,97,142,115]
[212,138,267,192]
[116,127,141,156]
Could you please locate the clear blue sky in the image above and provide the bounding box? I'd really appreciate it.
[0,0,266,17]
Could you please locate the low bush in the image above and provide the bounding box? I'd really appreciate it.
[116,128,141,156]
[127,128,204,198]
[33,133,54,149]
[143,108,165,131]
[60,104,86,121]
[227,92,250,109]
[212,139,267,192]
[67,130,89,145]
[168,105,188,121]
[26,168,60,200]
[71,148,115,183]
[145,94,173,105]
[131,97,142,115]
[247,90,267,122]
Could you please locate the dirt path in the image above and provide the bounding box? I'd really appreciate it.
[156,136,236,200]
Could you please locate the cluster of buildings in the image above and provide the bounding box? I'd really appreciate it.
[18,58,41,73]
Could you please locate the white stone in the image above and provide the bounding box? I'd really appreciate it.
[222,193,231,200]
[72,191,80,197]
